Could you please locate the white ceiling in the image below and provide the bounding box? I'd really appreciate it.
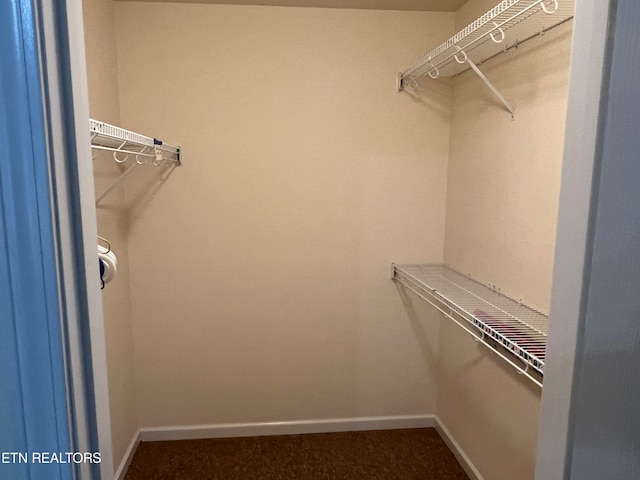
[114,0,469,12]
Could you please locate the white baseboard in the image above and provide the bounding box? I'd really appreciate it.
[114,430,141,480]
[140,414,437,442]
[130,414,481,480]
[434,416,484,480]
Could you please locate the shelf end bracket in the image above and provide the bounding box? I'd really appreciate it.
[397,73,404,92]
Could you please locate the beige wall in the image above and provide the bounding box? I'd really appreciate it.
[82,0,139,472]
[115,0,469,11]
[446,0,569,311]
[84,2,572,478]
[437,1,572,479]
[113,3,453,428]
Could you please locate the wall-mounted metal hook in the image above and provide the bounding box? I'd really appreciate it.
[489,22,505,43]
[472,328,486,343]
[540,0,558,15]
[516,361,530,376]
[113,140,129,163]
[136,146,150,165]
[427,63,440,79]
[97,235,111,254]
[453,46,468,64]
[113,151,129,163]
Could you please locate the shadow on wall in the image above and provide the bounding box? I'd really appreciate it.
[93,151,178,215]
[93,156,130,215]
[400,76,453,123]
[396,284,441,376]
[127,164,177,220]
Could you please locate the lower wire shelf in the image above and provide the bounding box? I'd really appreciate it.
[392,264,548,387]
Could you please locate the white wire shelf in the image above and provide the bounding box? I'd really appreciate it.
[90,119,181,205]
[392,264,548,387]
[400,0,574,82]
[397,0,574,116]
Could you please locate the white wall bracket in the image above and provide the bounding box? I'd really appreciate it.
[465,56,515,118]
[396,73,404,92]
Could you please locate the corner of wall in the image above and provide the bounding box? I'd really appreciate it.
[82,0,139,474]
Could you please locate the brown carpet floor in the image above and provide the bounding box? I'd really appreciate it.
[124,428,470,480]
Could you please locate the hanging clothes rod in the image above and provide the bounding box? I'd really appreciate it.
[458,15,574,75]
[397,0,574,115]
[90,119,181,206]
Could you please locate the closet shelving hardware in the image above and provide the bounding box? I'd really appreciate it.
[97,235,111,254]
[90,119,181,206]
[392,264,548,387]
[397,0,574,116]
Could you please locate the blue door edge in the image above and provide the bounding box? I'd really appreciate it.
[0,1,114,479]
[1,1,76,479]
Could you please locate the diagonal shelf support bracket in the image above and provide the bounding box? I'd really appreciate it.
[465,56,515,118]
[95,162,139,206]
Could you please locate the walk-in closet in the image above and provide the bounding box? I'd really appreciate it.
[72,0,637,479]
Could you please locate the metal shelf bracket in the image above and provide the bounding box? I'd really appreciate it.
[465,55,515,118]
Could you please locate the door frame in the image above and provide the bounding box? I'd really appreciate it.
[535,1,613,476]
[37,1,114,478]
[537,0,640,478]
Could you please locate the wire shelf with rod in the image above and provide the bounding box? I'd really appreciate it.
[90,119,181,205]
[392,264,548,387]
[397,0,574,116]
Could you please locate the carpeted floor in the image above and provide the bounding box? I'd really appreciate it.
[123,428,470,480]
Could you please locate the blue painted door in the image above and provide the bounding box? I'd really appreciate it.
[0,2,74,480]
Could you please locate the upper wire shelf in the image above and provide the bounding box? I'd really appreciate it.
[90,119,181,166]
[90,119,181,205]
[399,0,574,86]
[392,264,548,387]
